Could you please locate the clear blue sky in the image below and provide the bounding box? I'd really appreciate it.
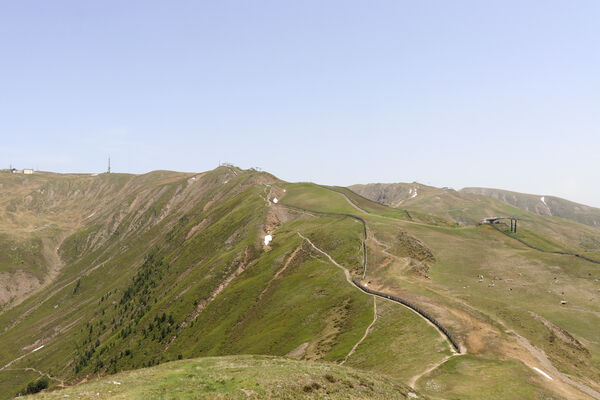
[1,1,599,206]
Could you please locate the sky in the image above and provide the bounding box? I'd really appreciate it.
[1,1,599,206]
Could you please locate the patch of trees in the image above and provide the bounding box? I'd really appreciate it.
[143,312,176,341]
[120,252,168,308]
[73,252,175,376]
[16,378,49,396]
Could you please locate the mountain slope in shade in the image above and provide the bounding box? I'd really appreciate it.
[461,187,600,228]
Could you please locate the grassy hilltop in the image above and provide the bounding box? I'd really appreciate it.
[23,355,421,399]
[0,167,598,399]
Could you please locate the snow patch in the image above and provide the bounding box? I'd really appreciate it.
[409,188,418,199]
[408,392,419,398]
[112,381,121,385]
[533,367,553,381]
[540,196,552,215]
[272,198,278,204]
[264,235,273,246]
[32,345,44,352]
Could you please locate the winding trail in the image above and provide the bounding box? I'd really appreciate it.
[0,344,47,373]
[257,245,302,300]
[329,187,600,398]
[408,354,454,388]
[296,231,461,354]
[5,367,65,387]
[286,188,461,353]
[341,296,377,365]
[297,233,352,284]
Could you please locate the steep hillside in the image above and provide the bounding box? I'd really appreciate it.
[1,168,435,398]
[24,355,423,399]
[1,169,598,400]
[462,187,600,228]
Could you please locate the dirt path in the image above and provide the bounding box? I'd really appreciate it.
[298,231,460,354]
[6,367,65,387]
[408,353,455,388]
[289,189,597,398]
[297,233,352,284]
[506,329,600,400]
[341,296,377,365]
[257,245,302,300]
[0,344,45,372]
[163,248,256,351]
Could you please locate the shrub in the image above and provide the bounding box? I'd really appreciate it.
[18,377,49,395]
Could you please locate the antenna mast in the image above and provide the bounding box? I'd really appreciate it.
[107,156,111,174]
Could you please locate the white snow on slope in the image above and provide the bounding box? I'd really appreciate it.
[264,235,272,246]
[533,367,553,381]
[410,188,418,199]
[32,345,44,352]
[540,196,553,215]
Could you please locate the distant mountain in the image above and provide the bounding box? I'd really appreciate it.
[350,183,600,229]
[349,182,513,226]
[462,187,600,228]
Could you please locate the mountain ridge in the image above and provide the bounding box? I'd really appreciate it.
[1,167,598,399]
[350,182,600,228]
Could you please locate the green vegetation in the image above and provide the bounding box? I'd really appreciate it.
[416,354,560,400]
[345,299,451,381]
[0,167,598,400]
[462,187,600,229]
[24,355,423,399]
[18,377,49,396]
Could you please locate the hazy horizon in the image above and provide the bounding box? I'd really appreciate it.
[2,1,599,207]
[10,163,600,210]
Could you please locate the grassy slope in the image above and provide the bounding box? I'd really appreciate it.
[344,298,451,382]
[418,354,558,400]
[400,223,600,398]
[350,181,600,258]
[462,187,600,229]
[2,170,598,400]
[0,170,380,398]
[287,183,599,399]
[25,355,424,399]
